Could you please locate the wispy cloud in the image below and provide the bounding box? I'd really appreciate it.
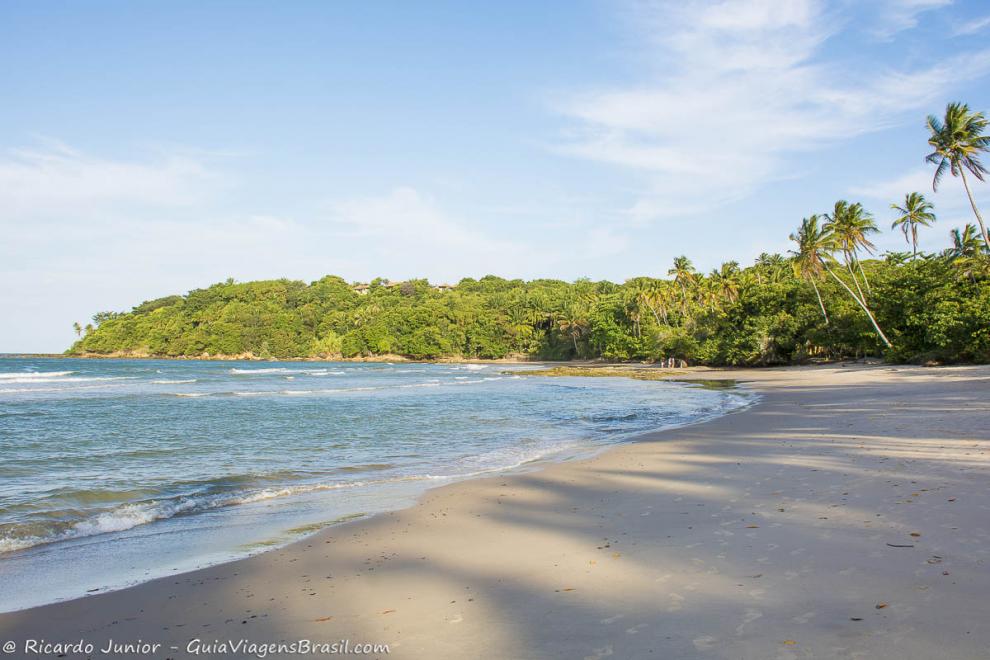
[0,139,222,216]
[953,14,990,36]
[554,0,988,224]
[325,187,542,281]
[870,0,952,40]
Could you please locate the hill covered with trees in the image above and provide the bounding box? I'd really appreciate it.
[67,246,988,365]
[69,103,990,366]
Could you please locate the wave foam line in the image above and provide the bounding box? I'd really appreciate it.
[0,371,75,380]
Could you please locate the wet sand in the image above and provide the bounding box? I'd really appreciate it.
[1,364,988,659]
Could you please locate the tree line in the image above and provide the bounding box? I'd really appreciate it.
[70,103,990,365]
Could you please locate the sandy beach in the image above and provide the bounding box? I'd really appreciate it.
[1,364,988,659]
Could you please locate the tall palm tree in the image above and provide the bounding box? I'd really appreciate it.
[890,192,936,258]
[823,200,879,295]
[788,215,831,326]
[667,256,696,314]
[789,216,892,347]
[926,102,990,251]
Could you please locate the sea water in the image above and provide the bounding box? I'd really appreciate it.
[0,356,752,611]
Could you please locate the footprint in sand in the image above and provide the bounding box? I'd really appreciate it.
[792,611,816,624]
[692,635,718,651]
[735,608,764,635]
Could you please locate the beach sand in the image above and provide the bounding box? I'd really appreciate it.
[1,364,988,659]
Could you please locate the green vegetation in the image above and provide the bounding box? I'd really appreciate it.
[69,103,990,366]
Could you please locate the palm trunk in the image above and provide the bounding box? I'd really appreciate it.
[845,254,867,301]
[855,255,871,294]
[810,279,829,326]
[960,168,990,252]
[644,302,667,327]
[911,224,918,260]
[825,266,892,348]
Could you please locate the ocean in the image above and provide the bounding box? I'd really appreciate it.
[0,356,752,611]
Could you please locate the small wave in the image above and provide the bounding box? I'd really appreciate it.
[230,367,345,376]
[172,392,209,398]
[0,476,421,553]
[0,376,135,384]
[151,379,197,384]
[229,367,292,374]
[0,371,75,380]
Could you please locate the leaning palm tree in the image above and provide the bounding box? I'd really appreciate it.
[890,192,936,258]
[926,102,990,251]
[824,200,879,295]
[788,215,831,325]
[789,216,892,347]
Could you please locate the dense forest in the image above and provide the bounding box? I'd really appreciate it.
[69,103,990,366]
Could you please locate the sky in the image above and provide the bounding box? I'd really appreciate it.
[2,0,990,352]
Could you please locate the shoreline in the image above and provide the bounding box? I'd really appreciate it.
[2,364,989,658]
[0,374,754,613]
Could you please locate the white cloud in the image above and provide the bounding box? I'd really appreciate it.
[871,0,952,40]
[953,14,990,36]
[554,0,989,225]
[0,139,221,216]
[324,187,543,281]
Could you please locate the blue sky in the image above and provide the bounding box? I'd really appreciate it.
[3,0,990,352]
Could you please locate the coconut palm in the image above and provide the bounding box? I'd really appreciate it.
[788,215,831,325]
[556,300,591,356]
[789,216,892,347]
[944,224,988,281]
[709,261,741,304]
[667,255,697,314]
[823,200,879,296]
[926,102,990,251]
[890,192,936,258]
[754,252,787,285]
[947,224,985,259]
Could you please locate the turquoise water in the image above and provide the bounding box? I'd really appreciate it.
[0,356,751,611]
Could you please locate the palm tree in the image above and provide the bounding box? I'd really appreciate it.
[709,261,741,304]
[788,216,831,326]
[789,216,892,347]
[824,200,879,295]
[754,253,787,285]
[947,224,985,259]
[944,224,988,281]
[72,322,82,337]
[890,192,936,258]
[667,256,696,314]
[926,102,990,251]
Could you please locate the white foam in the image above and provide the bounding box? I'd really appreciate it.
[0,371,75,380]
[151,379,197,384]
